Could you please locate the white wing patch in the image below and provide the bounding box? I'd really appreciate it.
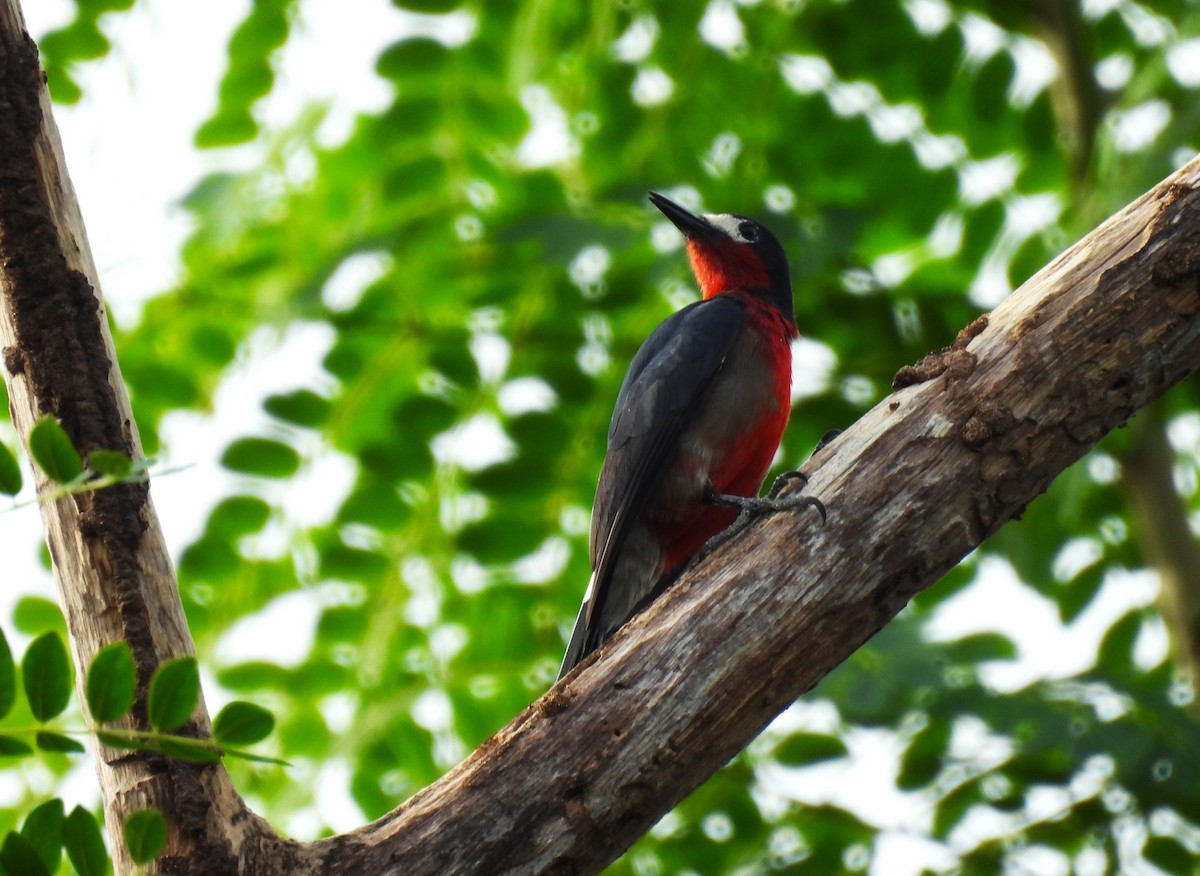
[582,569,598,602]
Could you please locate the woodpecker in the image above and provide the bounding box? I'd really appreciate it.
[557,191,824,680]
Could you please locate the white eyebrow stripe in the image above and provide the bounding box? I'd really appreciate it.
[704,212,748,242]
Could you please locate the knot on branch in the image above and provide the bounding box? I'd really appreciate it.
[892,314,989,389]
[1149,227,1200,318]
[961,400,1017,450]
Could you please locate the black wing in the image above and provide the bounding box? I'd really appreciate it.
[558,295,744,678]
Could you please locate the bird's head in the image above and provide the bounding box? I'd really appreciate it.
[649,191,793,321]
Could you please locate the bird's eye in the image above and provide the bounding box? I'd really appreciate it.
[738,221,758,242]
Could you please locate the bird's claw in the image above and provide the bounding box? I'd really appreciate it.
[813,428,842,455]
[767,469,808,499]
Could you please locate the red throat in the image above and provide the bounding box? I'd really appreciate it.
[686,239,771,298]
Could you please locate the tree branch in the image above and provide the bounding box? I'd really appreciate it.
[4,3,1200,872]
[311,159,1200,875]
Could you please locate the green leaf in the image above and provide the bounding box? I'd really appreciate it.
[0,628,15,720]
[1055,563,1107,623]
[88,450,133,478]
[1143,836,1193,875]
[0,734,33,756]
[35,731,86,754]
[122,809,166,866]
[22,631,72,722]
[21,798,64,874]
[1096,610,1141,677]
[86,642,137,723]
[943,633,1017,663]
[392,0,463,13]
[897,720,951,790]
[44,67,83,104]
[0,830,50,876]
[147,657,199,731]
[195,111,257,148]
[12,596,66,636]
[64,806,109,876]
[0,440,21,495]
[263,389,331,427]
[932,781,982,838]
[377,38,450,81]
[216,661,289,691]
[28,416,83,484]
[220,437,301,478]
[773,732,848,766]
[213,701,275,746]
[206,495,271,537]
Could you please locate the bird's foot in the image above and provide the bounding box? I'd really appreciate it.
[707,483,827,526]
[694,431,837,563]
[697,478,827,560]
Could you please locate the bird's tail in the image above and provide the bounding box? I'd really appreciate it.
[556,572,596,681]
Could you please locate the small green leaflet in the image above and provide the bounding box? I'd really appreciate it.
[28,417,83,484]
[0,830,50,876]
[122,808,166,865]
[0,735,32,757]
[35,731,86,754]
[64,806,109,876]
[0,440,21,495]
[147,657,199,732]
[220,437,300,478]
[86,641,136,723]
[22,631,72,722]
[88,450,133,478]
[213,701,275,746]
[21,798,63,874]
[0,627,15,720]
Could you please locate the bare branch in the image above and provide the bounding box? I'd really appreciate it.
[298,165,1200,874]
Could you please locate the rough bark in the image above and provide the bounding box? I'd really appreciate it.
[4,2,1200,873]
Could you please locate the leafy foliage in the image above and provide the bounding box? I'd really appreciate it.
[194,0,297,147]
[37,0,134,104]
[0,622,279,874]
[7,0,1200,872]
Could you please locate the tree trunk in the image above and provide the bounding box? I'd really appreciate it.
[3,3,1200,874]
[0,4,280,874]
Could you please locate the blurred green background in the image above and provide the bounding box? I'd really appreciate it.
[5,0,1200,872]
